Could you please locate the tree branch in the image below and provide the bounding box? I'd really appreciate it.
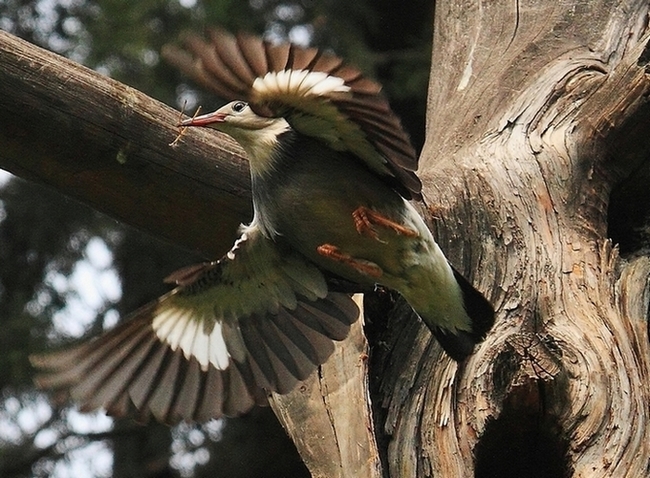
[270,297,382,478]
[0,30,251,258]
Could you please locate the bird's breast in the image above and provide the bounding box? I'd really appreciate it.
[251,143,423,284]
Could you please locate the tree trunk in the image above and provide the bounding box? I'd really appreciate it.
[414,1,650,475]
[2,1,650,476]
[270,1,650,477]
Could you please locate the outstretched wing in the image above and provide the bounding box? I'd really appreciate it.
[31,223,359,423]
[162,29,422,200]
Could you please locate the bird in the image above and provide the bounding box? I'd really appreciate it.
[31,29,494,424]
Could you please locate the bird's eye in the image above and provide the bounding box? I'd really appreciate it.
[232,102,247,113]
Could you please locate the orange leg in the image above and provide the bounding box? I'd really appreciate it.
[352,206,419,239]
[316,244,383,278]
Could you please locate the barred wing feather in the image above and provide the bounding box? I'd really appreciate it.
[31,223,359,423]
[162,29,422,199]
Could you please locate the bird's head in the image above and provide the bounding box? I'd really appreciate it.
[181,101,291,174]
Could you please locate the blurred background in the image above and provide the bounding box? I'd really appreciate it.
[0,1,432,476]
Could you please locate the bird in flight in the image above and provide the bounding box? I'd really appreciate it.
[32,30,494,423]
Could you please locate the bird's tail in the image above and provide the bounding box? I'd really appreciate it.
[431,266,495,361]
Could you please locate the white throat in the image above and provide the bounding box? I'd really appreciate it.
[227,118,291,176]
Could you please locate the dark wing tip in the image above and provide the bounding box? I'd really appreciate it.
[238,292,359,393]
[31,291,360,423]
[434,267,495,361]
[30,316,266,424]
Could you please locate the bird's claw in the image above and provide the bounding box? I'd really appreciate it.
[317,244,383,278]
[352,206,419,239]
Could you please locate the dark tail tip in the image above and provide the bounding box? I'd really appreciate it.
[433,266,495,361]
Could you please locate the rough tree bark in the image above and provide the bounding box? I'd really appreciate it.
[2,0,650,476]
[375,0,650,476]
[275,1,650,476]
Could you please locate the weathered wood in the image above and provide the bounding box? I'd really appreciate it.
[0,30,251,258]
[374,0,650,476]
[269,296,382,478]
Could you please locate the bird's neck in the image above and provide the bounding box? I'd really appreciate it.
[247,124,298,238]
[231,118,293,177]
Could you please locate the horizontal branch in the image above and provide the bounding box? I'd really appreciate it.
[0,30,252,258]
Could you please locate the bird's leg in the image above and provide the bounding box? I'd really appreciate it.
[316,244,383,278]
[352,206,419,239]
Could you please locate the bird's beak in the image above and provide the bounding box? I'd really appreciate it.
[180,111,227,127]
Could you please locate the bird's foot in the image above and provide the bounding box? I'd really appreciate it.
[352,206,419,240]
[316,244,383,278]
